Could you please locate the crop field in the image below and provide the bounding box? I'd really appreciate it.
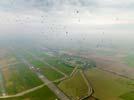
[42,67,64,81]
[30,60,46,68]
[120,91,134,100]
[2,63,43,95]
[41,57,74,75]
[85,68,134,100]
[28,49,74,76]
[124,52,134,67]
[58,70,89,100]
[30,60,64,81]
[0,86,58,100]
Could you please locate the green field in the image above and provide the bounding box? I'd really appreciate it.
[30,60,46,68]
[85,68,134,100]
[120,91,134,100]
[41,67,64,81]
[42,58,74,75]
[19,50,65,81]
[58,70,89,100]
[30,60,64,81]
[124,53,134,67]
[3,63,43,95]
[0,86,58,100]
[29,50,74,75]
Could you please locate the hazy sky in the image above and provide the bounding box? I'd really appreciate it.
[0,0,134,48]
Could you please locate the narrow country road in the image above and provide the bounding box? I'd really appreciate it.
[21,58,70,100]
[26,50,68,77]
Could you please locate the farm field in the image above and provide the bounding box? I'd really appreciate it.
[124,52,134,67]
[85,68,134,100]
[41,57,74,76]
[120,91,134,100]
[58,70,89,100]
[1,48,133,100]
[16,50,65,81]
[29,49,74,75]
[2,63,43,95]
[0,86,58,100]
[30,60,64,81]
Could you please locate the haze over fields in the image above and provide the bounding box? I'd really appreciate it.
[0,0,134,100]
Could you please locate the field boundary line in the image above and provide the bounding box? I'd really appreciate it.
[25,50,68,77]
[96,67,134,80]
[70,66,78,77]
[82,70,95,100]
[0,84,45,98]
[80,70,93,100]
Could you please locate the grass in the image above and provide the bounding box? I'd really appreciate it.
[30,60,64,81]
[58,70,89,100]
[20,50,65,81]
[120,91,134,100]
[33,50,74,75]
[85,68,134,100]
[124,53,134,67]
[41,67,64,81]
[42,58,74,75]
[0,86,58,100]
[30,60,46,68]
[3,63,43,95]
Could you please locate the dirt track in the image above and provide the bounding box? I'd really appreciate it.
[82,52,134,80]
[65,50,134,80]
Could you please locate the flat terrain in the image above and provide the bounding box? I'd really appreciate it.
[120,91,134,100]
[0,47,134,100]
[2,63,43,95]
[0,86,58,100]
[124,52,134,67]
[29,59,64,81]
[58,70,89,100]
[0,48,73,100]
[85,68,134,100]
[29,49,74,75]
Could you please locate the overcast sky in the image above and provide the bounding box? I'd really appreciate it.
[0,0,134,48]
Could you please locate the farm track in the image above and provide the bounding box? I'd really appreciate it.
[26,50,68,77]
[0,74,68,99]
[21,58,70,100]
[70,66,78,77]
[80,70,93,96]
[0,84,44,99]
[68,51,134,81]
[82,70,95,100]
[96,67,134,80]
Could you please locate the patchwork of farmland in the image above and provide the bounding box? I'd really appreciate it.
[0,48,76,99]
[2,63,43,95]
[30,60,64,81]
[85,68,134,100]
[1,48,133,100]
[58,70,90,100]
[28,49,74,75]
[0,86,58,100]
